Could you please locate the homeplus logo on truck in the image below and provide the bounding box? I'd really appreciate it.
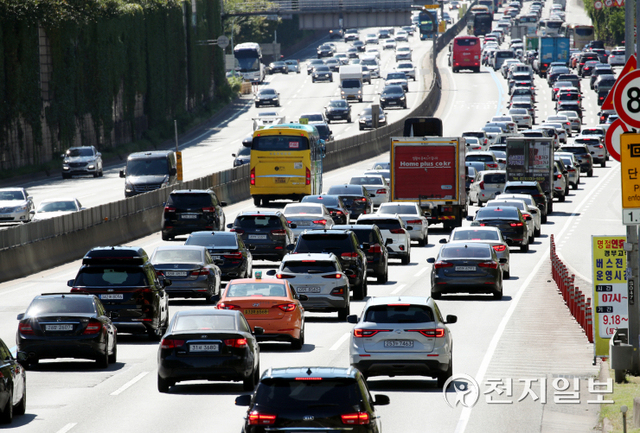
[399,160,453,168]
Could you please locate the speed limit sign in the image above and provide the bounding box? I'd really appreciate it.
[614,69,640,128]
[594,0,603,8]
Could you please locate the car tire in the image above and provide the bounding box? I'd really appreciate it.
[565,185,569,196]
[161,232,172,241]
[62,173,71,180]
[504,268,510,279]
[338,302,350,321]
[312,78,315,83]
[572,182,578,190]
[243,363,259,391]
[559,193,565,202]
[401,254,410,265]
[253,197,261,207]
[377,268,388,284]
[417,237,426,247]
[534,226,541,237]
[437,358,453,389]
[542,213,547,224]
[359,125,364,131]
[108,335,117,364]
[348,117,352,123]
[157,375,171,393]
[353,279,366,300]
[99,169,104,177]
[96,348,109,369]
[601,161,606,168]
[493,284,503,300]
[521,242,529,252]
[14,383,25,416]
[93,171,99,178]
[529,233,534,243]
[0,390,13,424]
[291,325,305,350]
[588,169,593,177]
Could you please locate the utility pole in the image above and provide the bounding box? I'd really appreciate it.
[632,0,640,376]
[625,0,633,60]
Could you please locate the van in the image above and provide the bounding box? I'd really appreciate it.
[119,150,178,198]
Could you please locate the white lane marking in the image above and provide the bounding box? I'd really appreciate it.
[391,283,406,295]
[487,68,504,118]
[110,371,149,396]
[56,423,77,433]
[414,267,428,277]
[330,332,350,351]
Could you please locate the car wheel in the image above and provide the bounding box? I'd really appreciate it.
[14,383,25,416]
[542,213,547,224]
[493,284,503,300]
[377,268,388,284]
[99,170,104,177]
[206,288,219,304]
[559,193,565,202]
[157,375,171,393]
[108,335,117,364]
[521,242,529,252]
[312,78,315,83]
[359,125,364,131]
[149,327,163,342]
[253,197,261,207]
[96,348,109,369]
[417,237,425,247]
[338,302,350,321]
[430,289,441,300]
[348,117,352,123]
[401,253,410,265]
[291,324,305,350]
[161,232,172,241]
[437,358,453,389]
[504,268,510,279]
[572,182,578,190]
[353,279,366,300]
[254,103,259,108]
[93,171,99,178]
[529,234,534,243]
[588,169,593,177]
[565,185,569,196]
[0,390,13,423]
[601,161,606,168]
[62,173,71,180]
[534,226,541,237]
[243,363,259,391]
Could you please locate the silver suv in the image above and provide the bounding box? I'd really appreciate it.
[269,253,351,321]
[348,296,456,387]
[62,146,103,179]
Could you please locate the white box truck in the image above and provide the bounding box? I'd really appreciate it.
[339,65,363,102]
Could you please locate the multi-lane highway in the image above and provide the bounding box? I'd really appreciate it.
[0,0,624,431]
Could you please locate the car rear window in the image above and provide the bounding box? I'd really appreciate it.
[225,283,287,297]
[75,268,148,287]
[186,234,238,248]
[285,204,323,214]
[467,154,493,162]
[452,230,500,241]
[483,173,505,183]
[327,185,363,195]
[347,227,379,245]
[295,233,353,253]
[357,218,401,230]
[378,205,418,214]
[487,200,525,210]
[476,207,520,219]
[27,297,95,315]
[152,249,203,263]
[174,314,236,331]
[441,244,492,259]
[364,304,434,323]
[235,215,283,229]
[350,176,383,185]
[281,261,338,273]
[254,378,361,409]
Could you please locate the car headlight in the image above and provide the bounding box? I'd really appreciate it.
[380,97,386,101]
[400,96,406,100]
[88,164,95,169]
[63,165,70,170]
[125,183,134,193]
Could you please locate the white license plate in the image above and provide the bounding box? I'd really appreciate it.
[296,287,321,293]
[190,344,219,352]
[165,271,187,277]
[100,294,124,300]
[45,324,73,331]
[248,234,267,239]
[211,256,222,260]
[180,214,198,219]
[455,266,476,272]
[384,340,414,348]
[298,221,311,226]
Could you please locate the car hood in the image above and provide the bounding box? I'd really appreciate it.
[126,174,169,185]
[386,79,407,86]
[257,94,278,99]
[0,200,28,208]
[64,156,96,163]
[32,210,76,221]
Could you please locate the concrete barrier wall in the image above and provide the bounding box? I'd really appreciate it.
[0,8,476,283]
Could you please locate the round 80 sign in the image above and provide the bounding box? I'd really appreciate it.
[614,70,640,128]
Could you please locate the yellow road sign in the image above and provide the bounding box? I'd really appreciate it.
[176,151,183,181]
[423,4,440,8]
[620,133,640,210]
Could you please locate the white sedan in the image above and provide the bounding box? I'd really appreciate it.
[31,198,84,222]
[395,61,416,80]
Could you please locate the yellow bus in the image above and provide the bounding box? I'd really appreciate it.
[248,123,325,206]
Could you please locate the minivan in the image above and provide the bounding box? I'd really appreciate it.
[120,150,178,198]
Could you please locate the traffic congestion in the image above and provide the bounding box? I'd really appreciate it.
[0,0,622,430]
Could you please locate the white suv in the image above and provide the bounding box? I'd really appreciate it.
[356,214,411,264]
[468,170,506,206]
[376,202,428,246]
[347,296,456,386]
[269,253,351,321]
[574,136,606,167]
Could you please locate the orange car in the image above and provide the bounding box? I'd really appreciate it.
[216,275,306,349]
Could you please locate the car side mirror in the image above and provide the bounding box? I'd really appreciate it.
[361,242,370,251]
[445,314,457,324]
[439,238,447,244]
[524,215,532,221]
[385,239,392,246]
[467,216,473,221]
[298,294,309,301]
[163,279,172,287]
[374,394,390,406]
[289,223,297,229]
[236,394,252,406]
[170,168,177,176]
[17,352,28,363]
[108,311,120,319]
[220,201,228,207]
[427,257,436,264]
[17,313,24,320]
[406,226,413,231]
[347,315,358,323]
[286,244,295,251]
[266,270,276,276]
[253,326,265,335]
[119,169,125,178]
[344,269,355,276]
[67,279,75,287]
[227,223,233,229]
[499,258,508,264]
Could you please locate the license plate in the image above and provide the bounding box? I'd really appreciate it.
[298,221,311,226]
[296,287,321,293]
[211,256,221,260]
[248,234,267,239]
[455,266,476,272]
[384,340,414,347]
[244,309,269,315]
[275,178,287,184]
[165,271,187,277]
[100,294,124,300]
[388,101,397,105]
[180,214,198,219]
[45,324,73,331]
[190,344,219,352]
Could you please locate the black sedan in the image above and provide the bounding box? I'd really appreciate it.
[379,84,407,109]
[157,309,262,392]
[427,243,505,299]
[324,99,352,123]
[317,44,334,58]
[326,184,374,219]
[312,65,333,83]
[184,231,253,280]
[254,88,280,108]
[267,61,289,75]
[0,337,26,423]
[358,106,387,130]
[16,293,117,368]
[301,194,352,224]
[472,206,531,252]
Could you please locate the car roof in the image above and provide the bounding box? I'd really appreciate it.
[261,366,358,380]
[237,210,283,217]
[282,252,338,262]
[170,189,212,195]
[364,295,432,307]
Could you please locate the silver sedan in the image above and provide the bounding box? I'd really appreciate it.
[0,187,34,224]
[376,202,428,246]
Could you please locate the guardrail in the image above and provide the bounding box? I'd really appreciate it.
[0,5,476,283]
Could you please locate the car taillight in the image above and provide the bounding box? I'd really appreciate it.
[191,268,210,276]
[229,228,245,234]
[478,261,499,269]
[409,328,445,337]
[556,174,562,179]
[353,329,390,337]
[250,167,255,185]
[330,287,346,296]
[406,219,422,225]
[313,219,327,225]
[323,273,343,279]
[479,181,485,190]
[342,412,370,425]
[376,189,387,194]
[82,319,102,335]
[276,273,295,279]
[202,207,215,213]
[390,228,405,234]
[306,167,311,185]
[598,144,603,148]
[368,244,382,253]
[510,222,523,227]
[434,261,454,269]
[223,252,243,259]
[164,206,176,213]
[356,197,367,202]
[248,412,276,425]
[341,252,358,260]
[224,338,248,348]
[492,245,507,252]
[160,338,185,349]
[277,303,297,312]
[18,322,34,335]
[216,303,241,310]
[486,163,498,169]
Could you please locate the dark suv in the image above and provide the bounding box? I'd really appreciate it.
[227,211,295,261]
[235,367,389,433]
[292,230,368,299]
[161,189,227,241]
[559,144,594,177]
[301,194,351,224]
[68,246,170,340]
[333,224,389,284]
[503,181,550,222]
[326,185,373,219]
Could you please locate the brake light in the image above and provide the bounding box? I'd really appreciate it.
[368,245,382,253]
[492,244,507,252]
[409,328,445,338]
[353,329,390,337]
[82,319,102,335]
[223,252,243,259]
[357,197,367,202]
[191,268,210,276]
[160,338,185,349]
[479,181,485,190]
[164,206,176,213]
[277,303,297,312]
[306,167,311,185]
[275,273,295,279]
[202,207,215,213]
[224,338,248,348]
[406,219,422,225]
[556,174,562,179]
[390,228,405,234]
[434,261,454,269]
[330,287,345,295]
[323,273,343,279]
[230,228,245,234]
[478,261,499,269]
[312,219,327,225]
[342,412,370,425]
[510,222,523,227]
[598,144,603,149]
[486,163,498,169]
[250,167,255,185]
[216,303,241,310]
[248,412,276,425]
[376,189,387,194]
[341,252,358,260]
[18,322,34,335]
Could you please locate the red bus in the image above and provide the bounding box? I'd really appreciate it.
[451,36,481,73]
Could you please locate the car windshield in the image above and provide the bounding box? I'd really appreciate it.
[254,378,361,409]
[452,230,500,241]
[328,100,347,108]
[152,249,203,264]
[315,66,330,72]
[67,148,94,157]
[0,190,25,201]
[387,73,406,80]
[225,283,286,297]
[364,304,434,323]
[259,89,277,95]
[173,314,236,331]
[126,158,168,176]
[185,234,238,248]
[26,297,95,316]
[281,261,338,273]
[74,268,148,287]
[38,201,78,212]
